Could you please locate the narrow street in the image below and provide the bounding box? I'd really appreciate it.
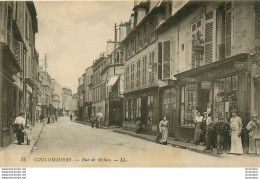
[26,117,258,167]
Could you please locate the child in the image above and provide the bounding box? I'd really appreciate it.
[24,123,32,145]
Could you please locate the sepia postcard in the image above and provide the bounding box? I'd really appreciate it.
[0,0,260,168]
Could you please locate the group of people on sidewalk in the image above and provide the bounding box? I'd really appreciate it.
[154,109,259,155]
[13,112,32,145]
[193,109,259,155]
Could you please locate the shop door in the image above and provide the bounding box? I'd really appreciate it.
[199,90,210,113]
[141,97,148,124]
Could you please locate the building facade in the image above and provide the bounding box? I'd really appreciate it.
[121,1,174,133]
[0,1,38,147]
[154,0,260,148]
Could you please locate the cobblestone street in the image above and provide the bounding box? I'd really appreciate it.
[25,117,258,167]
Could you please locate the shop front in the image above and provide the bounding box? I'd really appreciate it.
[175,53,250,145]
[123,87,159,134]
[0,43,22,147]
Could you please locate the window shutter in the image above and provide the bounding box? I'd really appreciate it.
[205,11,215,64]
[158,42,162,79]
[163,40,170,79]
[225,2,232,57]
[14,41,22,65]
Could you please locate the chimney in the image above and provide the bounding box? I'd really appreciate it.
[136,8,146,25]
[106,40,115,55]
[130,13,134,30]
[119,23,127,42]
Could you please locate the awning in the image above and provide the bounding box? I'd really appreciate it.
[107,75,119,86]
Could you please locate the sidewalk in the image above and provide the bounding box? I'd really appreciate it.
[0,120,44,166]
[74,119,120,129]
[113,128,230,158]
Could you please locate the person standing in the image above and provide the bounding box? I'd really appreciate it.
[214,116,229,154]
[39,113,44,123]
[200,112,208,145]
[203,113,215,151]
[91,115,95,128]
[246,114,259,154]
[194,111,203,145]
[229,110,243,155]
[70,114,73,121]
[159,116,169,145]
[14,112,26,145]
[96,116,100,128]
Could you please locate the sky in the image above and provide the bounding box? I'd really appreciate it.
[35,1,134,93]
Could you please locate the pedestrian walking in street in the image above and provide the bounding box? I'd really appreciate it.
[246,114,260,155]
[193,111,203,145]
[91,115,95,128]
[39,113,44,123]
[24,123,32,145]
[229,109,243,155]
[13,112,26,145]
[158,116,169,145]
[96,116,100,128]
[203,113,215,152]
[70,114,73,121]
[214,116,229,154]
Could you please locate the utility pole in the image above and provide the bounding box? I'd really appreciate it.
[114,23,117,75]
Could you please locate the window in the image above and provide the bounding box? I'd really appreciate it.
[125,66,130,90]
[225,2,232,57]
[130,63,135,89]
[142,56,147,86]
[136,60,141,87]
[25,13,28,39]
[148,52,154,84]
[191,19,203,68]
[158,40,171,79]
[163,40,170,79]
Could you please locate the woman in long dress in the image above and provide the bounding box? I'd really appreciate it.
[229,110,243,154]
[159,116,169,145]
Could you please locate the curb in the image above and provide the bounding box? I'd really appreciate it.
[113,129,224,159]
[29,122,44,155]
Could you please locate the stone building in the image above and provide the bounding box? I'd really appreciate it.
[0,1,38,147]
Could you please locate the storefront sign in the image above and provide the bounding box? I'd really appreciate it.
[201,81,212,89]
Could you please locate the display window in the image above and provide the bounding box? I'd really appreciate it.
[214,75,238,122]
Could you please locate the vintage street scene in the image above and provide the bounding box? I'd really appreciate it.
[0,0,260,167]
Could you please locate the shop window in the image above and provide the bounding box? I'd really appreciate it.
[180,84,197,126]
[214,75,238,121]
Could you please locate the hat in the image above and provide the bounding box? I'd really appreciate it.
[251,114,258,117]
[203,112,207,115]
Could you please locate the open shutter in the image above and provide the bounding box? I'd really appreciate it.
[205,10,216,64]
[158,42,162,80]
[14,41,23,65]
[225,1,232,57]
[163,40,170,79]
